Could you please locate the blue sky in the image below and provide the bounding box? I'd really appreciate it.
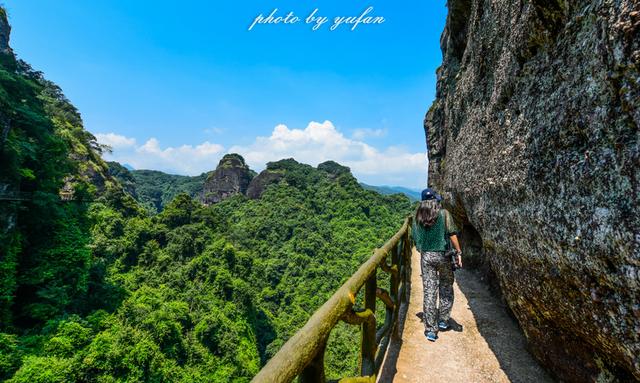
[3,0,447,188]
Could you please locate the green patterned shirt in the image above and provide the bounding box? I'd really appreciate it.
[412,209,459,252]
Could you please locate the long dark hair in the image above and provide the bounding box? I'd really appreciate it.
[415,200,441,228]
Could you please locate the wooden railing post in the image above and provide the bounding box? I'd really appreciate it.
[299,340,326,383]
[391,241,400,298]
[392,240,402,342]
[361,272,377,376]
[404,229,412,302]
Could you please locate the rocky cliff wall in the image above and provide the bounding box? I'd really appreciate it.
[426,0,639,381]
[0,9,17,271]
[0,8,10,55]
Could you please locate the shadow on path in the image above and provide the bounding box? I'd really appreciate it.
[454,269,553,382]
[377,256,412,382]
[377,248,552,383]
[415,312,464,333]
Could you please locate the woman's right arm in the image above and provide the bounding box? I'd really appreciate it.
[444,210,463,267]
[450,234,462,268]
[450,234,461,253]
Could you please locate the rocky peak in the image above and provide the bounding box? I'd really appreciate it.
[245,159,301,200]
[317,161,351,178]
[246,169,283,200]
[0,7,12,56]
[202,154,255,205]
[217,153,249,169]
[265,158,301,171]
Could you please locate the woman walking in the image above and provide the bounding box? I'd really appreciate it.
[413,188,462,342]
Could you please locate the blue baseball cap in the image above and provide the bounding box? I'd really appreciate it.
[421,188,442,201]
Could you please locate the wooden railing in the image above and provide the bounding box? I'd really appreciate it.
[252,217,413,383]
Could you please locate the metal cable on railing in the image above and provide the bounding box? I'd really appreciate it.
[252,216,413,383]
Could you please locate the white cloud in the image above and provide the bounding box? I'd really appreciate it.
[230,121,428,188]
[204,127,225,135]
[95,121,429,187]
[352,128,387,140]
[95,133,225,175]
[95,133,136,149]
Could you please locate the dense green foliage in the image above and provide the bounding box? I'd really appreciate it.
[0,38,113,330]
[0,8,413,381]
[109,161,417,213]
[108,162,209,213]
[3,158,411,382]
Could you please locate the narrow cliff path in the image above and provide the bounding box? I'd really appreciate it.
[378,248,553,383]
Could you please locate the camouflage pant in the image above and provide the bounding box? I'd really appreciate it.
[420,250,454,333]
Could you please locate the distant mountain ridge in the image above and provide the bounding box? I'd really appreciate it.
[108,158,419,211]
[108,161,209,213]
[359,183,421,201]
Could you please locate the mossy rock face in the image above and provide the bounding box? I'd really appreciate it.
[426,0,639,381]
[246,170,284,200]
[202,154,255,205]
[265,158,306,171]
[318,161,351,178]
[0,7,10,55]
[218,153,250,169]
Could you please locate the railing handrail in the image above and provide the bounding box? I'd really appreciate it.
[252,216,413,383]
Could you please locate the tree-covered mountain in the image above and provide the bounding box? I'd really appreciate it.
[3,157,412,382]
[0,5,123,335]
[0,8,413,382]
[108,161,210,213]
[108,159,418,213]
[359,183,421,201]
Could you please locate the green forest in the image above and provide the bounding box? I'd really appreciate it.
[107,162,211,213]
[0,9,413,381]
[106,162,419,214]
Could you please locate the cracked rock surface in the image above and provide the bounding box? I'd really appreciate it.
[202,154,254,205]
[426,0,639,381]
